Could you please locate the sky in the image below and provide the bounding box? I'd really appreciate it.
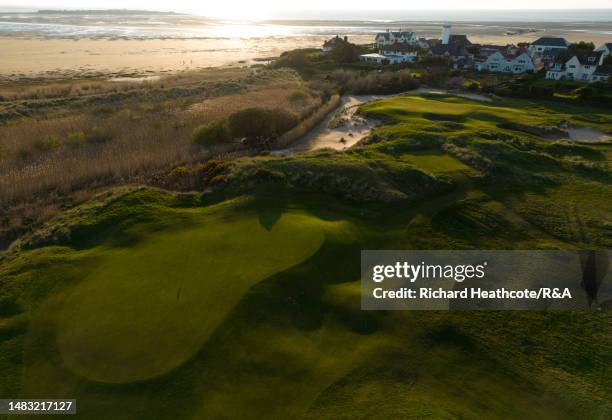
[1,1,611,19]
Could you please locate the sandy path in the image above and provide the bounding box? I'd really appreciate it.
[284,94,387,153]
[280,89,494,154]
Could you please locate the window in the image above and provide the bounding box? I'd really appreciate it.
[568,65,576,68]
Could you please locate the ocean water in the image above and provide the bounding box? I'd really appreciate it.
[0,10,610,39]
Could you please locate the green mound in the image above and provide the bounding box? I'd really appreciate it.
[58,211,329,383]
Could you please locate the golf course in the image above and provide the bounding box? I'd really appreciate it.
[1,94,611,418]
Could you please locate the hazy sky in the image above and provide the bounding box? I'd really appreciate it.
[3,1,611,18]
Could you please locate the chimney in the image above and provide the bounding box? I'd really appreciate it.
[442,24,451,45]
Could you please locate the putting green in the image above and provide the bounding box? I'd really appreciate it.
[57,210,330,384]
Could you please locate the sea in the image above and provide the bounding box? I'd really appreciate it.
[0,9,611,39]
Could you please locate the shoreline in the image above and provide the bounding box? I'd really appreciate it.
[1,20,611,81]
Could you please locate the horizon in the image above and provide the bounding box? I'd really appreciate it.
[1,7,612,22]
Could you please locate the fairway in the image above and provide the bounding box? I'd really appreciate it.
[56,209,332,383]
[360,94,612,133]
[398,150,475,174]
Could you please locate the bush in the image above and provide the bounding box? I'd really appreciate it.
[86,126,113,144]
[329,41,363,64]
[228,108,298,146]
[330,69,420,94]
[288,91,308,103]
[191,119,231,145]
[252,167,285,182]
[66,131,86,148]
[35,136,62,152]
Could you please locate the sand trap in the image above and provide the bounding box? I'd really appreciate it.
[567,127,612,143]
[417,88,493,102]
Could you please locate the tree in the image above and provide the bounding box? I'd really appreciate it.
[330,40,363,64]
[569,41,595,53]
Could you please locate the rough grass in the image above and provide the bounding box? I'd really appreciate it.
[0,67,326,250]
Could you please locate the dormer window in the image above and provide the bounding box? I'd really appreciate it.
[588,57,595,62]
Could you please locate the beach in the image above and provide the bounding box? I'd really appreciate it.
[0,36,373,79]
[1,10,611,80]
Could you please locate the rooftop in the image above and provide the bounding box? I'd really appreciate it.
[531,37,570,47]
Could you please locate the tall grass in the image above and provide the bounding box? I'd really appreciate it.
[277,94,341,147]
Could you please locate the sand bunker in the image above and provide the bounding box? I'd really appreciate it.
[567,127,612,143]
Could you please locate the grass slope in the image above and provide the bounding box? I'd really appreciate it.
[1,94,611,418]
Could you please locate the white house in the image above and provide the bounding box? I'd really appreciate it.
[528,37,570,54]
[590,66,612,82]
[375,30,417,48]
[594,43,612,58]
[379,43,419,63]
[475,48,542,74]
[360,53,393,65]
[546,51,605,82]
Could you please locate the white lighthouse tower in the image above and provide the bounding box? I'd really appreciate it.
[442,24,451,45]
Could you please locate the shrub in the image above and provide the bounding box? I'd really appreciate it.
[329,40,363,64]
[330,69,420,94]
[191,119,231,145]
[288,91,308,103]
[228,108,297,146]
[86,127,113,144]
[66,131,86,148]
[252,167,285,182]
[466,81,480,91]
[35,136,62,152]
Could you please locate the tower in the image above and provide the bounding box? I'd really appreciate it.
[442,24,451,45]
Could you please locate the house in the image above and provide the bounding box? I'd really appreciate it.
[591,65,612,82]
[546,51,605,82]
[430,31,473,69]
[595,43,612,58]
[546,61,566,81]
[528,37,570,66]
[379,43,420,63]
[528,37,570,54]
[360,53,393,65]
[475,47,542,74]
[375,30,417,48]
[323,35,349,55]
[417,37,431,50]
[446,34,471,47]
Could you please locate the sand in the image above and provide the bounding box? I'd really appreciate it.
[0,35,372,80]
[283,89,494,153]
[0,20,610,80]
